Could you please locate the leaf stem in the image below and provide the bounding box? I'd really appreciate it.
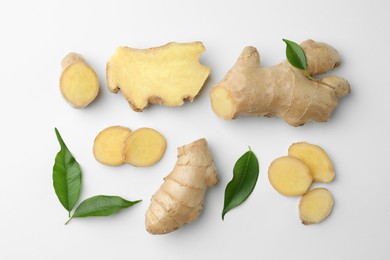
[65,217,73,225]
[304,71,335,89]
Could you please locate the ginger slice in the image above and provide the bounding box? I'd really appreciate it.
[93,126,132,166]
[288,142,334,183]
[106,42,210,111]
[268,156,313,196]
[299,188,334,224]
[60,52,99,108]
[122,128,166,167]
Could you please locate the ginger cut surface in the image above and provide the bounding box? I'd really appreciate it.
[93,126,132,166]
[210,40,350,126]
[145,138,217,235]
[299,188,334,224]
[60,52,99,108]
[107,42,210,111]
[268,156,313,196]
[122,128,166,167]
[288,142,334,183]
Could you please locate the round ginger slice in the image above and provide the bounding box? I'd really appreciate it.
[268,156,313,196]
[299,188,334,224]
[93,126,132,166]
[123,128,166,167]
[60,53,99,108]
[288,142,335,183]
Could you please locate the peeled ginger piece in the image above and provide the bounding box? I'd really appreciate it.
[288,142,334,183]
[299,188,334,224]
[93,126,132,166]
[268,156,313,196]
[122,128,166,167]
[106,42,210,111]
[60,52,99,108]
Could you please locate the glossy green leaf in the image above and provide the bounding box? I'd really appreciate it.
[66,195,141,224]
[53,128,82,217]
[222,148,259,220]
[283,39,308,70]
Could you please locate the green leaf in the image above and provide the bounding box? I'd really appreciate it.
[66,195,141,224]
[222,148,259,220]
[283,39,308,70]
[53,128,82,216]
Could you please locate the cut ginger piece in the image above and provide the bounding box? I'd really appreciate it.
[288,142,334,183]
[93,126,132,166]
[268,156,313,196]
[299,188,334,224]
[106,42,210,111]
[60,52,99,108]
[122,128,166,167]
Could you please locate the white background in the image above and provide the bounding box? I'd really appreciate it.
[1,0,389,259]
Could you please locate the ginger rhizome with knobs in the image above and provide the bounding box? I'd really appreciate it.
[145,138,217,235]
[60,52,99,108]
[210,40,350,126]
[299,188,334,224]
[107,42,210,111]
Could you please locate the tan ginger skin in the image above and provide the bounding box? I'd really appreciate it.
[210,40,351,126]
[145,138,217,235]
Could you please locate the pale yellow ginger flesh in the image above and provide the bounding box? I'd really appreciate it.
[210,39,351,126]
[93,126,132,166]
[107,42,210,111]
[299,188,334,224]
[145,138,217,235]
[289,142,334,183]
[122,128,166,167]
[60,52,99,108]
[268,156,313,196]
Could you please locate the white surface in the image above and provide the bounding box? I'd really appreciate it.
[1,0,389,259]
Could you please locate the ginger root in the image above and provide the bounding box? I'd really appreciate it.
[122,128,166,167]
[299,188,334,224]
[60,52,99,108]
[145,138,217,235]
[288,142,334,183]
[210,40,350,126]
[93,126,132,166]
[268,156,313,196]
[107,42,210,111]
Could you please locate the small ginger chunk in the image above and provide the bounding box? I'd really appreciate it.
[268,156,313,196]
[299,188,334,224]
[122,128,166,167]
[106,42,210,111]
[60,53,99,108]
[289,142,334,183]
[93,126,132,166]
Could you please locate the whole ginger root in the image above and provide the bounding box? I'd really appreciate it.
[210,40,350,126]
[145,138,217,235]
